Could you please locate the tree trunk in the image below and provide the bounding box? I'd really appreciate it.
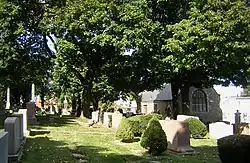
[181,83,190,114]
[171,82,180,119]
[92,97,99,111]
[76,93,82,117]
[135,94,142,114]
[82,87,91,118]
[41,86,45,110]
[71,94,77,116]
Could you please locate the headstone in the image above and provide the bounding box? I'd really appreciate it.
[112,112,123,129]
[26,102,37,125]
[18,109,28,135]
[10,114,24,141]
[159,120,195,154]
[103,112,113,127]
[91,111,99,123]
[177,115,199,121]
[5,87,10,110]
[209,122,233,139]
[0,132,8,163]
[4,117,21,155]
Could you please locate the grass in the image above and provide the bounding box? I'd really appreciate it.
[18,115,220,163]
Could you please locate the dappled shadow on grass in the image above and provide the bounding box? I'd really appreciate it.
[21,135,221,163]
[21,136,146,163]
[192,145,220,163]
[21,136,75,163]
[31,115,77,129]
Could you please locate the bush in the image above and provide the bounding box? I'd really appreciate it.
[140,118,168,155]
[128,113,163,137]
[115,118,139,142]
[184,118,208,139]
[217,135,250,163]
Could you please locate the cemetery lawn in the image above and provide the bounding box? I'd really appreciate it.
[21,115,220,163]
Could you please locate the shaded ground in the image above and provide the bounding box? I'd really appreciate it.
[19,115,220,163]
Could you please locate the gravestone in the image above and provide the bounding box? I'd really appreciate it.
[4,117,21,155]
[26,102,37,125]
[18,109,28,135]
[159,120,195,154]
[177,115,199,121]
[91,111,99,123]
[209,122,233,139]
[10,114,24,142]
[103,112,113,127]
[112,112,123,129]
[0,132,8,163]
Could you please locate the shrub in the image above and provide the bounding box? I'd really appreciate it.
[184,118,208,139]
[140,118,168,155]
[217,135,250,163]
[128,113,163,136]
[115,118,139,142]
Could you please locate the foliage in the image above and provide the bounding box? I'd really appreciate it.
[217,135,250,163]
[184,118,208,139]
[115,118,139,142]
[128,113,163,136]
[140,118,168,155]
[165,0,250,117]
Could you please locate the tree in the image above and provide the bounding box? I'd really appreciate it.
[0,0,59,107]
[164,0,250,118]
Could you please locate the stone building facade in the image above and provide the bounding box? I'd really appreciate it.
[141,84,222,123]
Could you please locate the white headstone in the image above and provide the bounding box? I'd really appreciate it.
[177,115,199,121]
[112,112,123,129]
[103,112,113,127]
[209,122,233,139]
[91,111,99,122]
[18,109,27,134]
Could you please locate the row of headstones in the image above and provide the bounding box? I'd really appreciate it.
[91,112,197,154]
[91,111,123,128]
[0,109,28,163]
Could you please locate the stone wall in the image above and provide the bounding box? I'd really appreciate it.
[189,87,222,123]
[141,101,172,118]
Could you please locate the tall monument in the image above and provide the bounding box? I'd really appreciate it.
[26,83,37,125]
[5,87,10,110]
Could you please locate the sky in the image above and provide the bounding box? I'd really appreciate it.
[213,85,243,97]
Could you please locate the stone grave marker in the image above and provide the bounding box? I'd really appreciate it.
[11,114,24,143]
[4,117,24,162]
[177,115,199,121]
[112,112,123,129]
[103,112,113,127]
[0,132,8,163]
[159,120,196,154]
[18,109,28,135]
[91,111,99,123]
[4,117,21,155]
[26,102,37,125]
[209,122,233,139]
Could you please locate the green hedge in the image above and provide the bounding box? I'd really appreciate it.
[115,118,139,142]
[115,113,163,142]
[184,118,208,139]
[140,118,168,155]
[128,113,163,137]
[218,135,250,163]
